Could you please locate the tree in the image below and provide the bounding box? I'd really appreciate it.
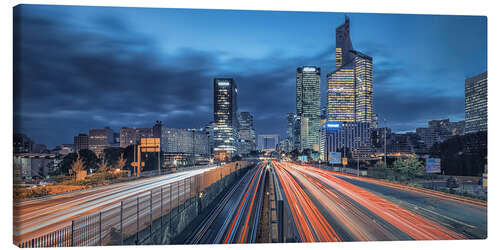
[78,149,99,171]
[392,157,424,181]
[115,153,127,170]
[103,147,126,168]
[98,157,110,173]
[53,149,97,176]
[374,161,387,168]
[70,153,85,178]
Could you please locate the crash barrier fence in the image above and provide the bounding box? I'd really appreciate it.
[16,162,249,247]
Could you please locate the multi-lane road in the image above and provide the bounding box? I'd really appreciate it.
[14,160,488,246]
[272,161,487,242]
[187,163,266,244]
[13,166,217,244]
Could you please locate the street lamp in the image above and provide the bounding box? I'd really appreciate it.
[355,137,361,176]
[384,118,387,168]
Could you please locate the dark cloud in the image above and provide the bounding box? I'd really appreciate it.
[14,7,466,148]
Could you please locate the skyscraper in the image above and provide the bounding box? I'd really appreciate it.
[286,113,296,151]
[465,71,487,134]
[213,78,238,155]
[335,15,354,68]
[296,66,321,151]
[353,51,374,124]
[237,112,256,154]
[327,16,374,126]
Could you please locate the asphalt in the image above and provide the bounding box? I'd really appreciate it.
[188,163,266,244]
[335,174,487,239]
[271,161,487,242]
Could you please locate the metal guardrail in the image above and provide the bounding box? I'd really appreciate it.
[16,163,246,247]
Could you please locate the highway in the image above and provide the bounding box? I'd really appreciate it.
[13,166,217,244]
[187,163,266,244]
[272,161,486,242]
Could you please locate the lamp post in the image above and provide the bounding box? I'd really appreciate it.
[384,118,387,168]
[355,137,361,176]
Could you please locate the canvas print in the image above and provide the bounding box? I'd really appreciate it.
[13,4,487,247]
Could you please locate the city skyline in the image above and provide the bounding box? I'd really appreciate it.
[14,5,487,148]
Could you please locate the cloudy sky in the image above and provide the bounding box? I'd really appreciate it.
[13,4,487,148]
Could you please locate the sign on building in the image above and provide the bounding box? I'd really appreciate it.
[426,158,441,173]
[329,152,341,164]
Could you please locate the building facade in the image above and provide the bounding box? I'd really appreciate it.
[324,122,372,160]
[257,134,280,152]
[416,127,438,150]
[88,128,114,156]
[237,112,256,155]
[353,51,374,125]
[120,127,153,148]
[73,133,89,153]
[213,78,238,156]
[450,120,465,136]
[465,71,487,134]
[161,127,209,156]
[296,66,321,151]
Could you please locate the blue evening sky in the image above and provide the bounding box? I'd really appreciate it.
[14,5,487,147]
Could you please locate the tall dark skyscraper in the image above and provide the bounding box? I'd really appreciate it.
[213,78,238,155]
[296,66,321,152]
[465,71,487,134]
[335,15,354,68]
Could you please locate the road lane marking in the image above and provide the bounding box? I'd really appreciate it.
[404,202,476,229]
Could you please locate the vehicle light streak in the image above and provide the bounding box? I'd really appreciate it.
[271,161,468,241]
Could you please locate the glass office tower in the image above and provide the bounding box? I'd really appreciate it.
[213,78,238,155]
[327,16,374,127]
[296,66,321,151]
[465,71,487,134]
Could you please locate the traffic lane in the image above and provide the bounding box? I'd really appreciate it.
[273,162,341,242]
[15,172,191,233]
[235,164,266,243]
[15,166,215,218]
[15,170,193,219]
[14,178,194,243]
[196,165,260,244]
[14,167,216,241]
[286,167,411,241]
[287,164,466,241]
[330,173,486,239]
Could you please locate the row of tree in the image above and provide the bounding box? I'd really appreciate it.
[53,145,162,176]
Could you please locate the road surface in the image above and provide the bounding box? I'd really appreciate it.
[187,163,266,244]
[272,161,486,242]
[13,166,217,244]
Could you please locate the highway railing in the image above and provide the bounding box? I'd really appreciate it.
[16,162,249,248]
